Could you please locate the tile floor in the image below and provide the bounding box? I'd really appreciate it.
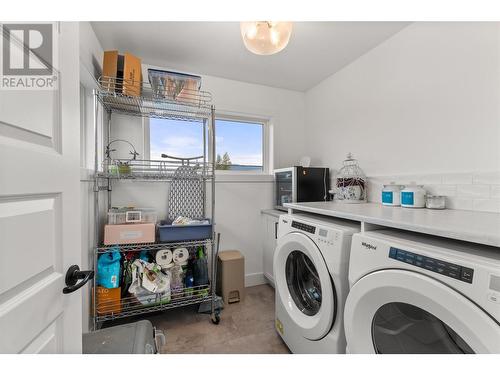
[155,284,289,354]
[107,284,290,354]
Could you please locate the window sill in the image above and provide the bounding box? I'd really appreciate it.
[215,173,274,183]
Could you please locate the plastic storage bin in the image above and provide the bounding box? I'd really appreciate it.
[107,208,158,225]
[157,220,212,242]
[83,320,164,354]
[147,69,201,102]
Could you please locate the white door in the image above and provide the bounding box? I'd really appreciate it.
[344,269,500,354]
[0,22,83,353]
[274,232,335,340]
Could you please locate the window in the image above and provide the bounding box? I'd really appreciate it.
[149,115,267,173]
[215,118,264,172]
[149,118,204,160]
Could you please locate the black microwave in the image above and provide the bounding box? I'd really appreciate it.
[274,166,330,211]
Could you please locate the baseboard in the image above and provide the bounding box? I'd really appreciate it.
[263,274,275,289]
[245,272,267,287]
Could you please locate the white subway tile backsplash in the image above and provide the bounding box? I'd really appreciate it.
[473,171,500,185]
[424,184,456,197]
[418,174,443,185]
[472,199,500,213]
[456,184,490,198]
[491,185,500,199]
[366,180,383,203]
[423,185,439,195]
[366,172,500,213]
[446,197,474,211]
[393,175,422,185]
[442,173,473,185]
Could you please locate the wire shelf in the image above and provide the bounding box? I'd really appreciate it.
[95,284,212,322]
[96,239,212,254]
[92,74,220,329]
[97,76,212,121]
[99,158,214,181]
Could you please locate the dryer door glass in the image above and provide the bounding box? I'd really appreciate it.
[285,250,322,316]
[372,302,474,354]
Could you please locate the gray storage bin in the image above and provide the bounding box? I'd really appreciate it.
[158,220,212,242]
[83,320,165,354]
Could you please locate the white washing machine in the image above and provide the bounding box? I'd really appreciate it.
[273,213,359,353]
[345,229,500,354]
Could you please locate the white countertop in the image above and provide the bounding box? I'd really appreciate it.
[284,201,500,248]
[261,208,285,218]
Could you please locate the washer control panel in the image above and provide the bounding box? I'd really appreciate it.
[389,247,474,284]
[291,220,316,234]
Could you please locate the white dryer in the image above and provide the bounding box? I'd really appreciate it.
[345,229,500,354]
[273,213,359,353]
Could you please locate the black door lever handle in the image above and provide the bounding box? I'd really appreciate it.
[63,265,94,294]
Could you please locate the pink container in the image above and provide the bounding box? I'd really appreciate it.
[104,223,155,245]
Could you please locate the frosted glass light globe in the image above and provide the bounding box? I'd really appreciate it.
[240,22,293,55]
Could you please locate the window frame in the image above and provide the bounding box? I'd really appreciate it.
[144,111,272,176]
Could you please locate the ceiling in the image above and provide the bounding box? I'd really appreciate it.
[91,22,409,91]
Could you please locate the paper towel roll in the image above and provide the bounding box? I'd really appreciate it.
[155,249,173,267]
[173,247,189,265]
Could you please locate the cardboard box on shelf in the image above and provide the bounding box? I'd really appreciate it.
[101,50,142,97]
[95,286,122,315]
[102,50,118,91]
[104,222,155,245]
[122,52,142,97]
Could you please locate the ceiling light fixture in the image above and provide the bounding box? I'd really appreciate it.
[240,22,293,55]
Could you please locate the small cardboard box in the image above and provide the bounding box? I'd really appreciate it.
[102,50,118,91]
[102,50,141,96]
[104,223,155,245]
[122,52,141,97]
[95,287,122,316]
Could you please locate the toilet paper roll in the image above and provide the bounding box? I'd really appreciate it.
[155,249,173,267]
[173,247,189,265]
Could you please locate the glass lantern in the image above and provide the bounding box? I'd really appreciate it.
[335,153,367,203]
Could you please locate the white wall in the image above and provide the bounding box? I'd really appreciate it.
[305,22,500,174]
[304,22,500,211]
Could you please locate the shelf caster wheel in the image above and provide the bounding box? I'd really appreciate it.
[211,312,220,325]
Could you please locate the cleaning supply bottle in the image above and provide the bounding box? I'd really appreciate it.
[185,269,194,297]
[193,246,209,291]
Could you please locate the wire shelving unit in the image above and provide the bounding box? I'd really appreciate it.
[91,76,219,330]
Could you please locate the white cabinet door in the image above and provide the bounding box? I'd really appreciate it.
[0,22,82,353]
[262,214,279,286]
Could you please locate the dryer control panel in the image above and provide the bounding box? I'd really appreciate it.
[389,247,474,284]
[291,220,316,234]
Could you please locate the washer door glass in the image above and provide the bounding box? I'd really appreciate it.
[285,250,322,316]
[372,302,474,354]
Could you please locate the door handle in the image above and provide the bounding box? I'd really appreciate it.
[274,221,278,240]
[63,265,94,294]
